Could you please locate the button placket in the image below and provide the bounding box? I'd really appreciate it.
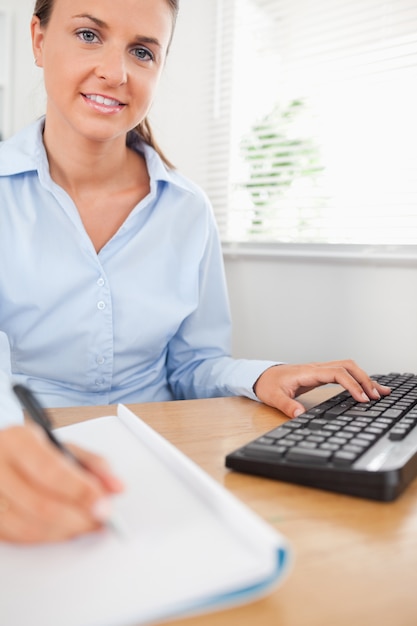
[94,273,112,391]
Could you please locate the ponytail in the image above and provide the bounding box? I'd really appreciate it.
[134,117,175,169]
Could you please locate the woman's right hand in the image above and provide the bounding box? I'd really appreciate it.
[0,424,124,543]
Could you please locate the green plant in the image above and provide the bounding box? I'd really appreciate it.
[240,99,325,237]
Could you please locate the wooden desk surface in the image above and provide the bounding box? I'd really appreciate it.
[49,388,417,626]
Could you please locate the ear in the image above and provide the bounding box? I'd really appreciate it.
[31,15,45,67]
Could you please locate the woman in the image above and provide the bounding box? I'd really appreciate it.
[0,0,389,543]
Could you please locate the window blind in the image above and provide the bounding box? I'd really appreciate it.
[206,0,417,245]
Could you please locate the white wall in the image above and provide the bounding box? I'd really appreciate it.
[8,0,417,375]
[5,0,45,135]
[225,254,417,374]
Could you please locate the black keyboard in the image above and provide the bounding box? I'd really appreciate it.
[226,373,417,501]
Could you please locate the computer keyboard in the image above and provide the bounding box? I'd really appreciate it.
[225,373,417,501]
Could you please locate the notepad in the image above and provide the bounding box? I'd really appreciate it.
[0,405,291,626]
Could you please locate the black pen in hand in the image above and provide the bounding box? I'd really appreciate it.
[13,383,82,466]
[12,383,126,538]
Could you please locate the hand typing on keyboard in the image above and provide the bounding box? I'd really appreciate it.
[227,373,417,500]
[253,360,391,418]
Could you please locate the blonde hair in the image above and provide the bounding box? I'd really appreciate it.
[33,0,179,168]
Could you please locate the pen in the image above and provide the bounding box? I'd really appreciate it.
[13,383,82,465]
[12,383,126,538]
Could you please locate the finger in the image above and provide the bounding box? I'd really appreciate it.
[0,457,103,530]
[375,382,392,396]
[265,387,306,419]
[285,399,306,418]
[6,426,106,509]
[346,369,390,401]
[321,360,391,400]
[0,491,101,544]
[299,364,371,402]
[67,444,124,493]
[275,361,371,402]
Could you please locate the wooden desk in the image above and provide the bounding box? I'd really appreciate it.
[49,388,417,626]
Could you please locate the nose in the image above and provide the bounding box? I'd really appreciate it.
[95,46,128,87]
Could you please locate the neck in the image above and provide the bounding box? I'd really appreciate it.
[42,116,137,194]
[40,114,150,253]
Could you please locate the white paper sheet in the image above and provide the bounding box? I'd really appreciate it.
[0,405,291,626]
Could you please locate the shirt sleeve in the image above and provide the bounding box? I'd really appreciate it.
[0,332,24,427]
[166,207,280,401]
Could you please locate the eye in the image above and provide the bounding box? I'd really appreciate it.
[76,29,100,44]
[132,46,154,62]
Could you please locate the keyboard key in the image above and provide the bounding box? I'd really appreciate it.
[257,436,275,445]
[295,428,315,436]
[344,409,382,418]
[364,426,386,436]
[308,406,330,415]
[287,433,304,442]
[324,424,341,431]
[320,443,339,451]
[308,419,329,430]
[297,441,318,449]
[306,435,326,443]
[382,409,403,419]
[295,417,312,425]
[374,418,393,426]
[388,429,408,441]
[343,425,362,433]
[400,419,415,427]
[349,437,371,448]
[325,419,346,428]
[339,431,355,439]
[333,451,357,465]
[352,417,373,425]
[327,436,349,445]
[243,443,287,457]
[279,438,297,447]
[286,447,332,464]
[284,421,305,430]
[356,432,378,442]
[323,405,348,417]
[343,444,365,455]
[267,427,292,439]
[309,429,331,438]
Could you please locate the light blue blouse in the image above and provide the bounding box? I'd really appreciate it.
[0,118,276,416]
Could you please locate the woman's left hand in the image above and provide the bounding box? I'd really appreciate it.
[253,360,391,418]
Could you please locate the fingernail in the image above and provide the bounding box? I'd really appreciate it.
[372,388,381,399]
[91,498,112,522]
[294,408,304,418]
[107,475,125,491]
[361,392,370,402]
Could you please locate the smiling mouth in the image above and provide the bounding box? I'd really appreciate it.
[83,94,125,107]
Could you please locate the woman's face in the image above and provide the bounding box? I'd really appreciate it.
[31,0,173,144]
